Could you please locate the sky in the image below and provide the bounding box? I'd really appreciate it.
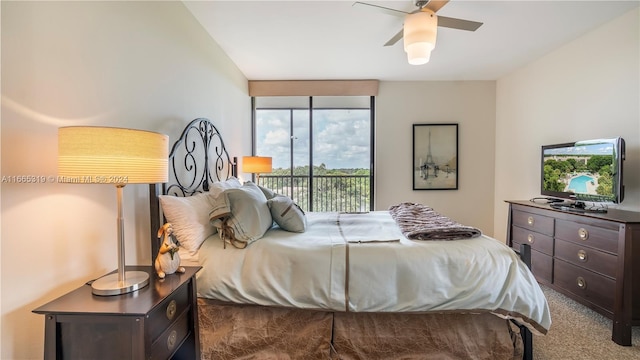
[544,138,622,157]
[255,108,371,170]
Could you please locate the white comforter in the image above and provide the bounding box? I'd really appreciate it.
[195,211,551,334]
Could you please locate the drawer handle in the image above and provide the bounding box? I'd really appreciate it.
[167,330,178,350]
[527,216,535,226]
[576,277,587,289]
[166,300,177,320]
[578,228,589,240]
[527,234,535,244]
[577,249,588,262]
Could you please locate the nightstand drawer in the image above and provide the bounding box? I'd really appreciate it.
[512,225,554,255]
[149,308,190,360]
[555,220,618,254]
[554,259,615,312]
[555,239,617,278]
[147,281,190,343]
[512,210,554,236]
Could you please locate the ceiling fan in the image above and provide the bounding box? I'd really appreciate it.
[353,0,483,65]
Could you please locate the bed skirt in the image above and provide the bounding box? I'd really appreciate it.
[197,298,524,359]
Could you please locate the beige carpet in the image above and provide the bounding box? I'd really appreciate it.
[533,285,640,360]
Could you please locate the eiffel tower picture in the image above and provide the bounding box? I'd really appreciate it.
[413,124,458,190]
[419,129,439,180]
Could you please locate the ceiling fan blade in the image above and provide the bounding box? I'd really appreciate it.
[437,16,483,31]
[424,0,450,13]
[384,28,404,47]
[352,1,408,18]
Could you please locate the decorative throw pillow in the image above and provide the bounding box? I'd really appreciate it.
[159,192,218,255]
[267,195,307,233]
[210,181,273,248]
[257,184,278,200]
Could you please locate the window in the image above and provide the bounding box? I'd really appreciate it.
[252,96,374,212]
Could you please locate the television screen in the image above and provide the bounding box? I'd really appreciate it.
[541,138,625,203]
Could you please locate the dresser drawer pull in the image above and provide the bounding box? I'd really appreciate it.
[576,277,587,289]
[166,300,177,320]
[167,329,178,350]
[527,234,535,244]
[527,216,535,226]
[578,228,589,240]
[577,250,588,262]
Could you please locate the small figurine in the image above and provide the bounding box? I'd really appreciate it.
[155,223,185,279]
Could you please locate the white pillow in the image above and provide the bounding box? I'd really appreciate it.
[159,192,217,256]
[209,177,242,200]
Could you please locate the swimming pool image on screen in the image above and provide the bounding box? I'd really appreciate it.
[542,141,617,202]
[541,137,624,203]
[566,174,596,193]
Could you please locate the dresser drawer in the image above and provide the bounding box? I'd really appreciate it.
[555,239,617,278]
[146,281,190,343]
[530,250,553,284]
[512,225,554,255]
[512,209,554,236]
[555,219,618,254]
[510,240,553,283]
[554,259,615,312]
[149,308,190,360]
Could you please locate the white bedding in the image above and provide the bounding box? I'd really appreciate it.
[195,211,551,334]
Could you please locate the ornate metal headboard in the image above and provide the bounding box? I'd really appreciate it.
[149,118,237,257]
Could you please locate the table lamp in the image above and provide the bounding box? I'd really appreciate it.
[58,126,168,296]
[242,156,272,183]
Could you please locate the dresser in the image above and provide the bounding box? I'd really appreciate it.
[33,266,201,359]
[506,200,640,346]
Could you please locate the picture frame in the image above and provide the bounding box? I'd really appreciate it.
[413,123,458,190]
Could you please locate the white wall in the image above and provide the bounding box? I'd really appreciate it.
[2,2,638,358]
[494,8,640,242]
[1,1,250,358]
[376,81,497,235]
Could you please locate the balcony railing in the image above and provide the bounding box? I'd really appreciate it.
[256,174,370,213]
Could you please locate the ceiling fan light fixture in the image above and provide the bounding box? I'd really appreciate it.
[406,43,434,65]
[403,10,437,65]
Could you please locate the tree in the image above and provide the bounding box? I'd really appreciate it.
[587,155,612,174]
[543,164,564,192]
[596,172,613,196]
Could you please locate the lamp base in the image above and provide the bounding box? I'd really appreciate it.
[91,270,150,296]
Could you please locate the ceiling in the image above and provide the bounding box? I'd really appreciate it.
[184,0,639,81]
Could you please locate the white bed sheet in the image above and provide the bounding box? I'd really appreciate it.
[195,211,551,334]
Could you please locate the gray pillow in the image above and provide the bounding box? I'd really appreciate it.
[257,183,278,200]
[210,181,272,248]
[267,195,307,233]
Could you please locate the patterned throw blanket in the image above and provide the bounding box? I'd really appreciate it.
[389,202,482,240]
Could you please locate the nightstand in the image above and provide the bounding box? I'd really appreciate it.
[33,266,201,360]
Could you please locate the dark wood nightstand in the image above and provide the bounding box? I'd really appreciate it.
[33,266,201,360]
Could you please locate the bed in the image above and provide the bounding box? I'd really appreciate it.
[149,118,550,359]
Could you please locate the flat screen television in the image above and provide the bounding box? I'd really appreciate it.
[541,137,625,208]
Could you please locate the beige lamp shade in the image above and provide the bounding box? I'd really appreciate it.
[242,156,272,174]
[404,9,438,65]
[58,126,169,184]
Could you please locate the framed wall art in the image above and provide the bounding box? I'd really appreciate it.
[413,123,458,190]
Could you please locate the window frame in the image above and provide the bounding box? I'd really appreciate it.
[251,96,375,211]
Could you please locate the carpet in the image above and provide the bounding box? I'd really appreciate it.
[533,285,640,360]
